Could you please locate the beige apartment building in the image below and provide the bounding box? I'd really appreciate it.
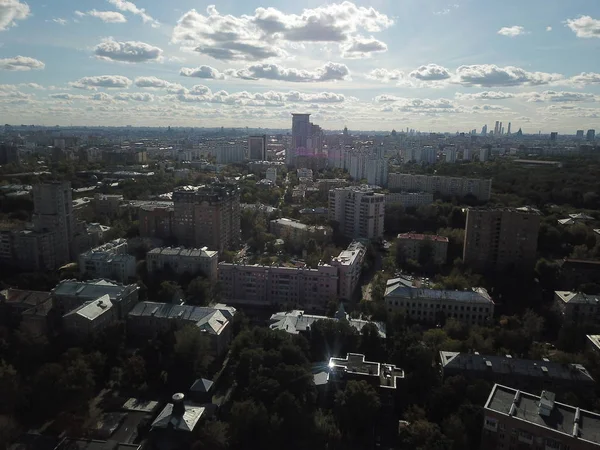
[397,233,449,265]
[481,384,600,449]
[388,173,492,201]
[173,184,240,253]
[463,207,541,272]
[328,186,385,240]
[147,246,219,281]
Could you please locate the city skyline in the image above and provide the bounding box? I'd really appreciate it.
[0,0,599,132]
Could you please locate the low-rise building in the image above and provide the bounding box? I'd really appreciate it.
[93,194,124,218]
[587,335,600,355]
[385,276,494,326]
[127,301,234,356]
[265,167,277,183]
[78,239,136,283]
[63,294,117,339]
[270,303,385,337]
[440,351,594,393]
[397,233,449,265]
[0,288,53,337]
[146,247,219,281]
[330,241,366,301]
[269,218,332,244]
[481,384,600,450]
[555,291,600,323]
[385,191,434,208]
[52,279,139,319]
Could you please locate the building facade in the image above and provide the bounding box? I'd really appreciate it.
[173,184,241,253]
[330,241,366,301]
[139,205,174,239]
[78,239,136,283]
[248,135,267,161]
[397,233,449,265]
[385,277,494,326]
[463,207,541,273]
[555,291,600,323]
[328,187,385,240]
[63,294,117,340]
[213,141,246,164]
[481,384,600,450]
[269,218,332,244]
[147,246,219,281]
[385,191,434,208]
[388,173,492,201]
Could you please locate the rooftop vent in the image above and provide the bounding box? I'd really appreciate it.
[172,392,185,416]
[538,391,556,417]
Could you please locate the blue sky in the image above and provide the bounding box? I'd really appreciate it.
[1,0,600,131]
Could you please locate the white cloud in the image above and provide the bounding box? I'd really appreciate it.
[134,76,184,93]
[470,104,510,112]
[180,66,226,79]
[340,36,388,58]
[91,92,114,102]
[497,26,527,37]
[94,38,163,63]
[366,68,404,82]
[71,75,132,90]
[107,0,159,27]
[52,18,68,25]
[0,0,30,31]
[74,11,86,17]
[0,56,45,71]
[566,16,600,39]
[174,87,348,105]
[114,92,154,102]
[172,2,393,61]
[455,91,515,100]
[49,93,87,101]
[520,90,599,103]
[23,83,45,89]
[546,26,552,32]
[86,10,127,23]
[374,96,456,113]
[568,72,600,86]
[409,64,451,81]
[454,64,562,87]
[223,62,350,82]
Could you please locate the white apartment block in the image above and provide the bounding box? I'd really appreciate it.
[415,146,437,164]
[330,241,366,301]
[397,233,449,265]
[147,246,219,281]
[266,167,277,183]
[328,187,385,240]
[445,147,457,163]
[347,147,388,187]
[385,192,434,208]
[78,239,136,283]
[388,173,492,201]
[555,291,600,323]
[385,277,494,326]
[213,141,246,164]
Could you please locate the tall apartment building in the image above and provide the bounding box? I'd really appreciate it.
[32,181,75,264]
[388,173,492,201]
[385,192,434,208]
[347,147,388,186]
[587,129,596,142]
[214,141,246,164]
[139,205,174,239]
[173,184,240,253]
[78,239,136,283]
[481,384,600,450]
[397,233,448,265]
[248,135,267,161]
[385,277,494,326]
[288,113,311,166]
[445,147,457,163]
[147,246,219,281]
[328,186,385,240]
[415,146,436,164]
[463,207,541,272]
[219,242,366,309]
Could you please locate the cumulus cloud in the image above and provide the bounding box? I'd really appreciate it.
[86,10,127,23]
[366,68,404,82]
[71,75,132,90]
[94,38,163,63]
[51,18,68,25]
[454,64,562,87]
[114,92,154,102]
[374,95,455,110]
[49,93,87,100]
[134,76,184,93]
[224,62,350,82]
[497,26,528,37]
[91,92,114,101]
[546,26,552,32]
[0,56,45,71]
[566,16,600,38]
[108,0,159,27]
[171,2,392,61]
[520,91,599,103]
[341,36,387,58]
[470,104,510,112]
[409,64,451,81]
[455,91,515,100]
[180,66,226,79]
[174,87,348,105]
[0,0,30,31]
[568,72,600,86]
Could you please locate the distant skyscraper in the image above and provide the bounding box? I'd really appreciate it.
[415,146,436,164]
[576,130,585,139]
[499,122,503,135]
[481,125,488,136]
[507,123,511,135]
[550,132,558,142]
[587,129,596,142]
[479,148,491,162]
[494,121,499,135]
[445,147,457,163]
[501,127,505,135]
[248,135,266,161]
[289,113,311,166]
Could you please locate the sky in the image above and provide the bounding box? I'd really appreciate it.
[1,0,600,132]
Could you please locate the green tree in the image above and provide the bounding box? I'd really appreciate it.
[334,380,381,441]
[174,325,214,379]
[229,400,272,450]
[157,280,181,303]
[186,276,212,306]
[0,361,19,414]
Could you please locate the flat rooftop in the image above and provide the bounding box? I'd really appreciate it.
[486,384,600,446]
[328,353,404,389]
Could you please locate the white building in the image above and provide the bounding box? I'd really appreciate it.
[147,246,219,281]
[388,173,492,201]
[297,168,313,179]
[396,233,449,265]
[78,239,136,283]
[63,294,117,339]
[385,277,494,326]
[385,192,434,208]
[330,241,366,301]
[214,141,246,164]
[480,148,491,162]
[266,167,277,183]
[415,146,436,165]
[445,147,457,163]
[555,291,600,323]
[328,186,385,240]
[347,147,388,186]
